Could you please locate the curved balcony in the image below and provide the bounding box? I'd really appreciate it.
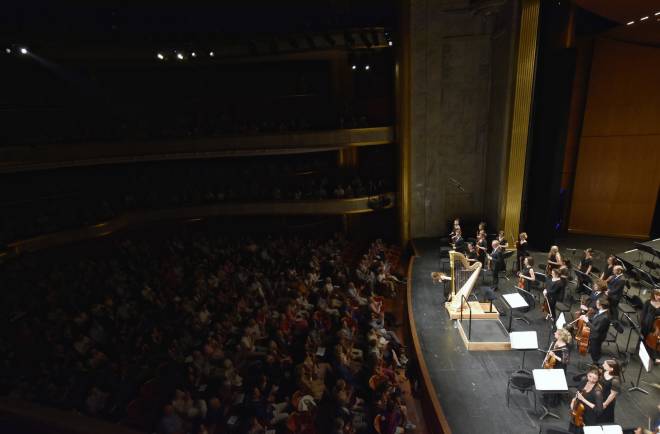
[0,126,394,173]
[0,192,396,259]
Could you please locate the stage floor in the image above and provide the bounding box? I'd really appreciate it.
[410,237,660,434]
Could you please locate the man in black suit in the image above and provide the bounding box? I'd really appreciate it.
[489,240,505,289]
[452,229,466,253]
[607,265,625,321]
[580,297,611,364]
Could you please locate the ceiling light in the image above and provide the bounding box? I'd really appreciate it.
[5,48,11,54]
[209,51,215,57]
[19,47,28,55]
[655,12,660,16]
[626,21,635,25]
[191,52,196,57]
[157,53,164,60]
[351,64,357,70]
[364,64,370,71]
[640,16,649,21]
[176,53,184,60]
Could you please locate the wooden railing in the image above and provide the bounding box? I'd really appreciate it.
[0,193,396,260]
[404,244,452,434]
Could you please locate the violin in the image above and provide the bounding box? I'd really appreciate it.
[542,340,557,369]
[644,316,660,352]
[570,389,586,428]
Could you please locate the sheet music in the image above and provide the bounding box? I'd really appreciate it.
[556,312,566,329]
[639,342,652,372]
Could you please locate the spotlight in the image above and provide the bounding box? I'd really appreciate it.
[19,47,28,55]
[655,12,660,16]
[626,21,634,25]
[5,48,10,54]
[176,53,184,60]
[351,64,357,70]
[209,51,215,57]
[641,16,649,21]
[388,41,393,46]
[364,64,370,71]
[191,52,197,57]
[157,53,165,60]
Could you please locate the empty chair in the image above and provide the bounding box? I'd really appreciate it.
[506,369,536,411]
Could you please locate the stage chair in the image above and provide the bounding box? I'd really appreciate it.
[506,369,536,411]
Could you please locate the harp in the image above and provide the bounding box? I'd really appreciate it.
[444,250,499,319]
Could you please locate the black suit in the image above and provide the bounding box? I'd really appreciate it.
[490,247,505,288]
[607,274,625,319]
[588,310,611,363]
[453,237,466,253]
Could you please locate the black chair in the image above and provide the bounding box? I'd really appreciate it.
[506,369,536,410]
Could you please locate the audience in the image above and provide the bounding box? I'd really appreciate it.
[0,230,411,434]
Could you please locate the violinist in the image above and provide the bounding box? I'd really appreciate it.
[515,232,529,272]
[641,287,660,364]
[517,256,536,291]
[476,231,487,267]
[598,359,621,424]
[542,328,572,407]
[546,328,571,371]
[452,228,466,253]
[543,268,565,320]
[569,367,603,433]
[465,242,479,263]
[579,297,611,364]
[546,245,562,276]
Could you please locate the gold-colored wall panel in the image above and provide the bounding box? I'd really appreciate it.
[503,0,539,243]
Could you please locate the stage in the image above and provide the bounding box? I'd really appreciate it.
[409,237,660,434]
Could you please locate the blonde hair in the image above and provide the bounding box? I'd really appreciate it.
[556,328,572,344]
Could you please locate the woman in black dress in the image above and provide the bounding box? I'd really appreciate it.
[517,256,536,292]
[547,328,571,371]
[600,255,616,284]
[544,268,565,320]
[476,231,487,267]
[515,232,528,272]
[546,245,562,276]
[598,359,621,424]
[570,368,603,433]
[577,248,594,292]
[641,288,660,363]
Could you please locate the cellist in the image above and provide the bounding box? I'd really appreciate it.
[579,297,611,364]
[641,287,660,364]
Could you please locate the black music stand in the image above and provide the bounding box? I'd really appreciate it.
[574,270,592,294]
[515,286,534,326]
[624,313,641,355]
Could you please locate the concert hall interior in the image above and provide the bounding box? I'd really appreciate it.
[2,1,660,434]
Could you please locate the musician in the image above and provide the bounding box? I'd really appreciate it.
[547,328,571,371]
[543,268,565,320]
[546,245,562,275]
[476,221,486,240]
[496,230,508,249]
[577,248,594,291]
[515,232,529,272]
[640,287,660,363]
[600,255,616,284]
[579,297,611,364]
[452,228,466,253]
[569,367,603,433]
[476,231,487,267]
[598,359,621,424]
[489,240,505,289]
[583,280,607,312]
[606,265,625,320]
[465,242,478,263]
[517,256,536,291]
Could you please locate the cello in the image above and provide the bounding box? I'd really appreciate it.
[644,316,660,353]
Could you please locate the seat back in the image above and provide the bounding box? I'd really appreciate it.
[509,370,533,390]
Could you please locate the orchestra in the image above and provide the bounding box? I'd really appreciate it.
[436,218,659,430]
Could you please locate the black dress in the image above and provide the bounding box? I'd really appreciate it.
[516,240,529,270]
[545,278,564,320]
[477,239,487,266]
[598,375,620,424]
[569,381,603,433]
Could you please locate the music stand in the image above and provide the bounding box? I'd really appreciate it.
[623,313,641,355]
[628,339,652,395]
[574,270,592,293]
[503,292,529,331]
[515,286,535,325]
